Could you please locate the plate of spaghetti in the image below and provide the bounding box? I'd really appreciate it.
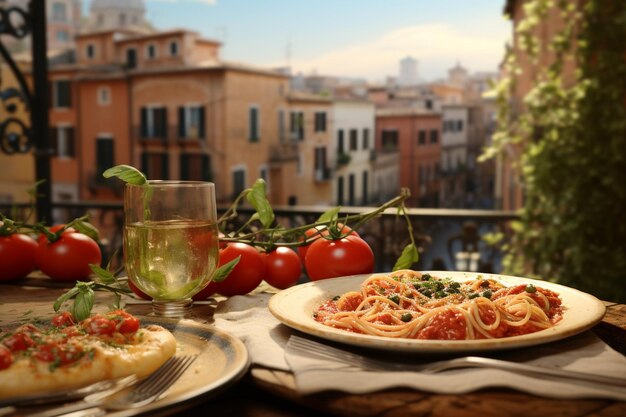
[268,270,606,352]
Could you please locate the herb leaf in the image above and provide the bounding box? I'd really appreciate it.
[246,179,274,228]
[393,243,419,271]
[89,264,117,285]
[53,287,80,312]
[72,283,95,321]
[317,207,340,223]
[71,220,99,241]
[102,165,147,185]
[211,256,241,283]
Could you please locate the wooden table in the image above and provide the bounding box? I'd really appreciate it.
[1,278,625,417]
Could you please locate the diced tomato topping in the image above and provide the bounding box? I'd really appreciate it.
[0,346,13,370]
[62,325,84,337]
[51,311,76,327]
[416,309,467,340]
[3,332,37,352]
[376,313,394,325]
[336,292,364,312]
[81,315,116,336]
[106,310,140,335]
[34,341,84,366]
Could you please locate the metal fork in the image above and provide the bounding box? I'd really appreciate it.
[26,355,197,417]
[287,335,626,387]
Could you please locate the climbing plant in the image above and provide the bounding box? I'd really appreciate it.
[482,0,626,302]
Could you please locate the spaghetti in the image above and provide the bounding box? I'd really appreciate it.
[313,270,563,340]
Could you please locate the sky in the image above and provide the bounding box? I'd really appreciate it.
[119,0,511,82]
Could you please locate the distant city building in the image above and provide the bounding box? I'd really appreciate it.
[85,0,151,32]
[448,61,469,88]
[397,56,418,87]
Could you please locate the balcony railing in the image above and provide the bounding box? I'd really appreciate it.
[269,142,300,164]
[0,201,516,276]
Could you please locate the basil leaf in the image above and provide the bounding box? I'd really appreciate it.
[53,287,80,312]
[246,179,274,228]
[89,264,117,285]
[102,165,147,185]
[72,220,99,241]
[393,243,419,271]
[211,256,241,283]
[317,207,340,223]
[72,285,95,321]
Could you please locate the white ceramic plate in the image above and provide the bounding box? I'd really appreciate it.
[268,271,606,353]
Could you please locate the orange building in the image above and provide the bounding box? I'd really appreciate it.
[375,108,442,207]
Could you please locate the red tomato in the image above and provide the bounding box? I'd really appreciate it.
[264,247,302,289]
[36,231,102,281]
[35,341,84,365]
[128,280,152,300]
[0,233,38,281]
[297,223,359,264]
[51,311,75,327]
[82,315,116,336]
[0,346,12,370]
[107,310,140,334]
[192,281,218,300]
[218,232,227,249]
[3,332,36,352]
[304,234,374,281]
[210,243,265,296]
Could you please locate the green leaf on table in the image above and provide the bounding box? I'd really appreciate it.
[102,165,147,185]
[211,256,241,283]
[317,207,340,223]
[246,179,274,228]
[392,243,419,271]
[71,283,95,321]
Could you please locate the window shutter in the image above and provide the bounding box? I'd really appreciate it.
[160,107,167,139]
[67,127,75,157]
[161,153,169,180]
[141,152,149,176]
[179,154,189,180]
[140,108,148,138]
[50,127,58,155]
[201,154,210,181]
[178,107,185,138]
[198,106,205,139]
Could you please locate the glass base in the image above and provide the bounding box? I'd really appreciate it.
[151,298,194,318]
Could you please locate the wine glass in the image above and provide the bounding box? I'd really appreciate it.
[123,181,219,317]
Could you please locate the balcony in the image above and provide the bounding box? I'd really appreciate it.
[314,167,332,182]
[269,142,300,164]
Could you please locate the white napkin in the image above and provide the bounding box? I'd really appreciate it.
[213,293,626,400]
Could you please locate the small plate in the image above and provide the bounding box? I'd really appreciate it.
[269,271,606,353]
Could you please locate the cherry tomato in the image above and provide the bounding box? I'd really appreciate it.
[128,280,152,300]
[297,223,359,264]
[264,247,302,289]
[210,243,265,296]
[82,315,116,336]
[192,281,218,300]
[35,341,84,365]
[304,234,374,281]
[51,311,75,327]
[0,233,38,281]
[36,231,102,281]
[0,346,12,370]
[107,310,140,334]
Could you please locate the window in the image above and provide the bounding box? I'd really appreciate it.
[146,44,157,59]
[457,120,464,131]
[314,112,327,132]
[50,125,75,158]
[126,48,137,68]
[430,129,439,144]
[180,154,211,181]
[349,129,358,151]
[53,80,71,108]
[249,106,259,142]
[278,109,286,142]
[314,147,328,180]
[170,41,178,56]
[418,130,427,145]
[232,168,246,199]
[52,2,66,22]
[362,171,369,205]
[141,152,169,180]
[289,111,304,140]
[381,130,398,150]
[348,174,355,206]
[56,31,69,42]
[86,44,95,59]
[119,13,126,26]
[337,129,344,153]
[362,128,370,150]
[140,107,167,139]
[259,165,268,189]
[178,106,205,139]
[337,176,344,205]
[96,136,114,176]
[97,86,111,106]
[442,120,448,133]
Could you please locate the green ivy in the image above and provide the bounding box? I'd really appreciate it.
[482,0,626,302]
